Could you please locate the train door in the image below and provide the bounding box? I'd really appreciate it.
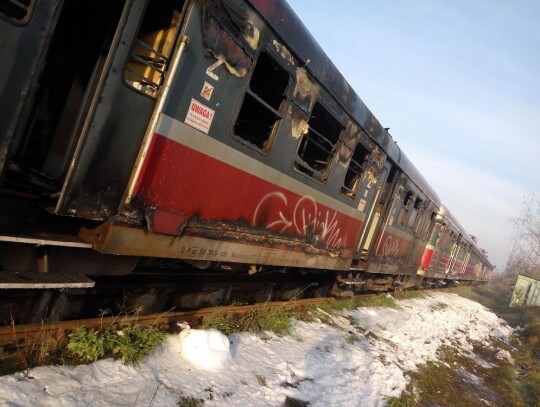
[366,172,425,275]
[56,0,189,219]
[352,160,396,265]
[1,0,128,198]
[0,0,63,183]
[405,195,438,272]
[1,0,188,220]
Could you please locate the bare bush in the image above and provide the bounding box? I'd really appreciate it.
[505,193,540,278]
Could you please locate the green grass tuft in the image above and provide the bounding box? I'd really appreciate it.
[177,396,205,407]
[67,324,165,364]
[67,327,107,362]
[201,306,292,336]
[317,294,396,315]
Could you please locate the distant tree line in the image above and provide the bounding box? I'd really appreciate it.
[505,193,540,278]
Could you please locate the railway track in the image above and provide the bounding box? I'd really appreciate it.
[0,295,338,360]
[0,266,336,325]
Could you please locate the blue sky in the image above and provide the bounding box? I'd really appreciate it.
[286,0,540,271]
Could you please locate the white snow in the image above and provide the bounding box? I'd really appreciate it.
[0,292,514,406]
[178,328,231,370]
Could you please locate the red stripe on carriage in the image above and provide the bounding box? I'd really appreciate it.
[134,134,363,251]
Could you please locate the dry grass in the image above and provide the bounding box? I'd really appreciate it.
[1,318,67,377]
[387,277,540,407]
[200,306,292,336]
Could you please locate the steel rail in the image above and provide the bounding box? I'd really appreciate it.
[0,296,338,359]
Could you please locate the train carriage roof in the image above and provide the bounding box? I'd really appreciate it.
[440,205,492,266]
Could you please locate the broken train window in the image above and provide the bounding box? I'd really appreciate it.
[341,140,371,199]
[398,190,414,227]
[234,51,289,152]
[123,0,185,98]
[294,102,343,182]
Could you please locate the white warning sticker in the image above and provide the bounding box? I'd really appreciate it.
[357,198,366,212]
[200,81,214,101]
[184,98,215,134]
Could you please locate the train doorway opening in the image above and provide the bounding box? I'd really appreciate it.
[3,0,126,198]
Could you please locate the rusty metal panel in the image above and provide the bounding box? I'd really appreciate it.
[85,222,351,270]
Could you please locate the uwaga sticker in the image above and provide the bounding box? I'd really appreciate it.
[185,98,215,134]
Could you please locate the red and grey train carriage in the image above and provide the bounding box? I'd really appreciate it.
[422,205,494,283]
[0,0,492,293]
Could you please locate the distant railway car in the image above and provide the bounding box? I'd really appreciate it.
[420,206,493,284]
[0,0,493,293]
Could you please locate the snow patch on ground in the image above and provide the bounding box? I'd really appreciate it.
[178,328,230,370]
[0,292,514,406]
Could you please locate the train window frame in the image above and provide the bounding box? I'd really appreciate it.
[407,196,423,230]
[294,101,344,183]
[397,190,414,228]
[232,50,291,154]
[123,0,186,99]
[423,210,438,240]
[0,0,36,25]
[340,139,371,200]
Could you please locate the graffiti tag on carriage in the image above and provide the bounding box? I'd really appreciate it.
[382,235,402,258]
[252,192,345,248]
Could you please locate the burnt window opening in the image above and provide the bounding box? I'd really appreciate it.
[416,203,432,236]
[379,164,398,205]
[295,102,343,182]
[404,191,414,207]
[234,52,289,151]
[341,142,370,198]
[0,0,34,24]
[437,227,449,249]
[409,197,423,229]
[398,190,414,227]
[424,211,438,240]
[124,0,185,98]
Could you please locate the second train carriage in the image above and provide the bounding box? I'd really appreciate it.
[0,0,493,292]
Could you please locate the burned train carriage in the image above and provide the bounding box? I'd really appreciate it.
[0,0,493,293]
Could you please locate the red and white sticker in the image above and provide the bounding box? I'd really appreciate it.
[200,81,214,101]
[357,198,366,212]
[184,98,215,134]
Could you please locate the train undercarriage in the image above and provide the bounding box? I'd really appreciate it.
[0,195,464,326]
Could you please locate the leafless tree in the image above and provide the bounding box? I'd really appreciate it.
[505,193,540,277]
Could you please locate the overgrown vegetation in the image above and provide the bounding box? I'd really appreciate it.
[394,290,425,301]
[1,310,166,376]
[177,396,205,407]
[0,292,404,376]
[387,278,540,406]
[453,278,540,407]
[201,293,399,336]
[317,293,396,315]
[67,324,165,364]
[387,343,523,407]
[0,319,67,377]
[201,306,292,336]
